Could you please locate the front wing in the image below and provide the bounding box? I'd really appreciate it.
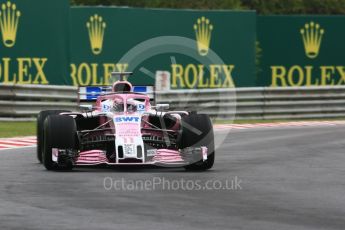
[53,147,208,167]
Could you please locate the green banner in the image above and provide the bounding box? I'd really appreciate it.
[257,16,345,87]
[70,7,256,88]
[7,5,344,88]
[0,0,70,85]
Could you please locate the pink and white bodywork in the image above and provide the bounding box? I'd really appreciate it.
[52,79,208,167]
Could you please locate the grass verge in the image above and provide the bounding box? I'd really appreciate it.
[1,118,345,138]
[0,121,36,138]
[214,118,345,124]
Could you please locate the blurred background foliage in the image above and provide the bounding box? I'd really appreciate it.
[71,0,345,14]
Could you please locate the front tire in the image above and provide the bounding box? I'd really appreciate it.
[37,110,69,163]
[179,114,215,171]
[42,115,76,170]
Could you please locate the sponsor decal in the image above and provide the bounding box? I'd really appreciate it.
[201,146,208,161]
[147,149,156,157]
[114,115,141,137]
[102,103,111,112]
[137,104,145,111]
[115,116,140,123]
[124,144,134,155]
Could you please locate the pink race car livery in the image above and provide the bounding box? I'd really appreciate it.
[36,72,214,171]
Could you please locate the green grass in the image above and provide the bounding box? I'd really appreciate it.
[0,121,36,138]
[214,119,299,124]
[214,118,345,124]
[1,118,345,138]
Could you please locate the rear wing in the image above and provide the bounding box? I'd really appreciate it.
[79,85,155,103]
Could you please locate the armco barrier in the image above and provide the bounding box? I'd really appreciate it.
[1,85,345,120]
[0,84,78,118]
[156,86,345,120]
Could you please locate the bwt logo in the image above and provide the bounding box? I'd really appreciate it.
[115,117,140,122]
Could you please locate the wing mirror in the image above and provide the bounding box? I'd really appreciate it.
[80,104,93,111]
[156,104,170,111]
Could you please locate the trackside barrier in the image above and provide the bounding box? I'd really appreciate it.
[0,84,78,118]
[1,85,345,120]
[156,86,345,120]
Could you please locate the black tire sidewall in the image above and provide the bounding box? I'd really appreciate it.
[37,110,69,163]
[179,114,215,171]
[42,115,76,170]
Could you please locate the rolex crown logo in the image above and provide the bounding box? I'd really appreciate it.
[86,14,106,55]
[194,16,213,56]
[300,21,324,59]
[0,1,21,48]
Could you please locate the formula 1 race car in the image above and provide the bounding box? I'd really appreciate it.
[36,72,214,171]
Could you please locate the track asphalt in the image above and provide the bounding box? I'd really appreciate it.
[0,126,344,230]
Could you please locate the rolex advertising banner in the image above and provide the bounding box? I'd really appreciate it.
[4,4,343,88]
[0,0,70,85]
[257,16,345,87]
[70,7,256,88]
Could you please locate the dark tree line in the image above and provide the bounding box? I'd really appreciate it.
[71,0,345,14]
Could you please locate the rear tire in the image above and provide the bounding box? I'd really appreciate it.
[42,115,76,170]
[37,110,69,163]
[179,114,215,171]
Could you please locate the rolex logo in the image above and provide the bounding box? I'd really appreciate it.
[86,14,106,55]
[300,21,324,59]
[0,1,21,48]
[193,16,213,56]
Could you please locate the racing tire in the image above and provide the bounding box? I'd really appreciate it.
[37,110,69,163]
[179,114,215,171]
[42,115,76,170]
